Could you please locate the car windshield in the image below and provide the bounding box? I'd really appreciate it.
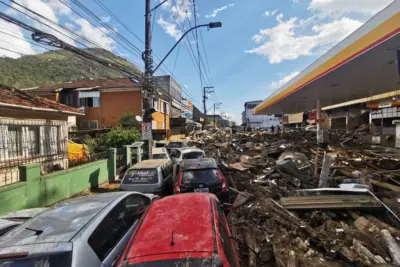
[0,251,72,267]
[167,142,183,148]
[127,258,213,266]
[153,153,167,159]
[182,152,204,160]
[123,169,158,184]
[182,169,220,184]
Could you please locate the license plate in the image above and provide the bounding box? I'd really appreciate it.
[194,188,209,193]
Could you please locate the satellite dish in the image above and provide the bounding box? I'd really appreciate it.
[135,115,143,122]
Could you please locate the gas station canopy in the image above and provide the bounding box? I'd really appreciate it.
[254,1,400,115]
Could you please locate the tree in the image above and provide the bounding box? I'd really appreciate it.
[98,127,141,149]
[120,112,137,128]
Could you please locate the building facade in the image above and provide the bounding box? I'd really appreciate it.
[244,100,281,129]
[0,87,83,186]
[23,79,170,139]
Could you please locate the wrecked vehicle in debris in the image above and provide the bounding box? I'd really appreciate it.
[188,128,400,267]
[116,193,240,267]
[120,159,174,195]
[0,192,156,267]
[174,158,230,204]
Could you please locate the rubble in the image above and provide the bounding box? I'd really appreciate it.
[190,129,400,267]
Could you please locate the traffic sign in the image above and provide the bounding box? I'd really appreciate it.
[142,122,152,140]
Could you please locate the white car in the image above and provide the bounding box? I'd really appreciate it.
[152,147,171,160]
[169,147,206,166]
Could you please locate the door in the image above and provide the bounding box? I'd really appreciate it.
[88,194,151,267]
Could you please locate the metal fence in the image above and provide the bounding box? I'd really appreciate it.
[116,148,125,170]
[0,119,109,187]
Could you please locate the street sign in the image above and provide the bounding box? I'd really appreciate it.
[142,122,152,140]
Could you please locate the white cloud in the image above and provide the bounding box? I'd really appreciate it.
[0,21,36,58]
[6,0,77,46]
[100,16,111,23]
[163,0,193,20]
[309,0,394,15]
[205,4,234,18]
[265,9,279,17]
[157,16,182,41]
[269,71,300,90]
[246,15,362,64]
[75,18,115,50]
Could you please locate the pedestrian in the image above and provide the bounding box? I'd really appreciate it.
[277,125,281,134]
[271,125,275,133]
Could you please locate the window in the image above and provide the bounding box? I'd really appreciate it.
[182,151,204,160]
[182,169,219,184]
[153,98,159,111]
[89,195,151,261]
[65,94,74,107]
[79,97,100,107]
[218,220,237,267]
[0,251,72,267]
[161,101,169,114]
[247,104,257,109]
[8,126,22,158]
[122,169,159,184]
[27,126,39,156]
[80,120,98,130]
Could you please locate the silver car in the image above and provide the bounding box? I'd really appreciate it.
[152,147,171,160]
[170,147,206,166]
[0,192,156,267]
[120,159,173,195]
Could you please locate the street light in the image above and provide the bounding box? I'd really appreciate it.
[152,22,222,74]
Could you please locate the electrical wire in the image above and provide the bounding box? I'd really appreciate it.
[1,1,143,73]
[92,0,192,103]
[0,46,26,56]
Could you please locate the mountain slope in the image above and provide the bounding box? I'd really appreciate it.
[0,48,142,89]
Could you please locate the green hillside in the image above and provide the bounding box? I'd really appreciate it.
[0,48,142,89]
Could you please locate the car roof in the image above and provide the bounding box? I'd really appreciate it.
[126,193,217,263]
[181,158,218,170]
[0,192,131,246]
[131,159,170,168]
[152,147,167,154]
[176,147,203,153]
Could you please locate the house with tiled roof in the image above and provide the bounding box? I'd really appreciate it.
[24,78,173,140]
[0,87,84,186]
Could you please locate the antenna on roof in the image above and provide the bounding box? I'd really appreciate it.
[170,231,175,246]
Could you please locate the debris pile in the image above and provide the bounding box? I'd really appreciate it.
[192,129,400,267]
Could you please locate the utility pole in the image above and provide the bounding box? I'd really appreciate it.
[144,0,153,159]
[212,102,221,127]
[203,86,214,126]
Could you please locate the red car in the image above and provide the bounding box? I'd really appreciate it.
[117,193,240,267]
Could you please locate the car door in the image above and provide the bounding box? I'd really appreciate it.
[88,194,152,267]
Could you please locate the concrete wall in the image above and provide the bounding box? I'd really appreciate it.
[78,91,142,129]
[0,149,116,214]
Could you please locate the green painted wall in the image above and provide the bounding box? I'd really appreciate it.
[0,148,116,214]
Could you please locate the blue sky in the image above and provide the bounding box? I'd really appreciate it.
[0,0,394,123]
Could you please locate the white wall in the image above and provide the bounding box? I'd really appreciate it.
[245,106,281,128]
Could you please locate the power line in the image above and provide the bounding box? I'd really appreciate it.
[93,0,191,102]
[60,0,142,57]
[0,46,25,56]
[1,1,143,72]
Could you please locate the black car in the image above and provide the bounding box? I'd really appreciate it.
[174,158,230,204]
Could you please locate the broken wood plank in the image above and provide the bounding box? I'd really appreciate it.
[287,251,297,267]
[318,154,332,188]
[369,179,400,192]
[244,230,258,267]
[380,229,400,265]
[314,154,319,179]
[365,215,400,237]
[280,195,381,210]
